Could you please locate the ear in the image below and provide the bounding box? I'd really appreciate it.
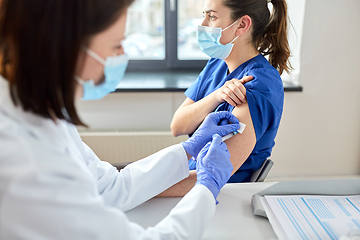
[235,15,252,36]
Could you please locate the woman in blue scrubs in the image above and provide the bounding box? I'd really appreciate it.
[160,0,292,196]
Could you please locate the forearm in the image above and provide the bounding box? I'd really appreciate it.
[157,141,254,198]
[109,144,190,211]
[171,92,222,136]
[157,170,197,197]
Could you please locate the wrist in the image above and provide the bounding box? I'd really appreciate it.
[196,179,220,200]
[185,151,192,160]
[181,138,202,158]
[211,88,224,105]
[181,141,197,158]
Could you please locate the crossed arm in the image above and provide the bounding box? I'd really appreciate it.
[157,76,256,197]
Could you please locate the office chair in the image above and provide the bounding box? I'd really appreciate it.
[249,159,274,182]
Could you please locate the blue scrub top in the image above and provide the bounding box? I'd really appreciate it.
[185,54,284,183]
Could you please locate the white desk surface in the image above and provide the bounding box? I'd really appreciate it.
[126,182,278,240]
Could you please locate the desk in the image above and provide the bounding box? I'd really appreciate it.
[126,182,278,240]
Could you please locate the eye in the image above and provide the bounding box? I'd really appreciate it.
[209,15,217,21]
[202,11,217,21]
[114,44,123,50]
[114,39,126,51]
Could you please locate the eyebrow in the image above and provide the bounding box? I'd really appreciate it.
[203,10,217,14]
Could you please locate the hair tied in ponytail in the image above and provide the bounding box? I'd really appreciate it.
[223,0,292,74]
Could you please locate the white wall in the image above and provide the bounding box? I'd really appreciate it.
[268,0,360,179]
[77,0,360,180]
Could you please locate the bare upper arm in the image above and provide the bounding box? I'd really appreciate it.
[162,100,256,197]
[224,102,256,175]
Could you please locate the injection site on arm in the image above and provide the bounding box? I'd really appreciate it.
[221,122,246,142]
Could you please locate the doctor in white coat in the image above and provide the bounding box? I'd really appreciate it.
[0,0,241,239]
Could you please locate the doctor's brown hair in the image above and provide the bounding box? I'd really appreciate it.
[223,0,292,75]
[0,0,134,126]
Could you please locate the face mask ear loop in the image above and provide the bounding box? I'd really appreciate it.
[221,19,239,32]
[74,75,85,85]
[230,36,239,44]
[82,46,106,65]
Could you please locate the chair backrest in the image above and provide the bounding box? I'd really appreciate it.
[250,159,274,182]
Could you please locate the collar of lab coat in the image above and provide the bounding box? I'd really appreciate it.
[0,75,72,152]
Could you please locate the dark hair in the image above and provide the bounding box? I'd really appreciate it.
[223,0,292,75]
[0,0,134,126]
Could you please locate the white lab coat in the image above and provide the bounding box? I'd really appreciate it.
[0,76,216,240]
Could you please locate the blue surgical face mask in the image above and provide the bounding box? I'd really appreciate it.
[197,20,239,60]
[75,48,129,101]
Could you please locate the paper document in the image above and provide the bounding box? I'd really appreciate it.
[260,195,360,240]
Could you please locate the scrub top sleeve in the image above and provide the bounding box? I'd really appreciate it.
[244,70,283,141]
[246,90,270,141]
[185,58,217,102]
[185,71,203,101]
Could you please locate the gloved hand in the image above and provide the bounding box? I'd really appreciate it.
[195,134,233,202]
[181,111,239,158]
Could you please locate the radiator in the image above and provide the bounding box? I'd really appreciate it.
[79,130,188,164]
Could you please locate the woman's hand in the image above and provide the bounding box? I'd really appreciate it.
[215,75,253,107]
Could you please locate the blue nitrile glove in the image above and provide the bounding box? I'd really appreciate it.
[195,134,233,202]
[181,111,239,158]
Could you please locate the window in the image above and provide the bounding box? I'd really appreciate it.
[177,1,208,60]
[124,0,208,71]
[124,0,165,60]
[124,0,306,84]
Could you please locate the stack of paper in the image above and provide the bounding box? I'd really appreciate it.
[261,195,360,240]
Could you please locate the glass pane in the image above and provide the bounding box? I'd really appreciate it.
[178,0,209,60]
[124,0,165,60]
